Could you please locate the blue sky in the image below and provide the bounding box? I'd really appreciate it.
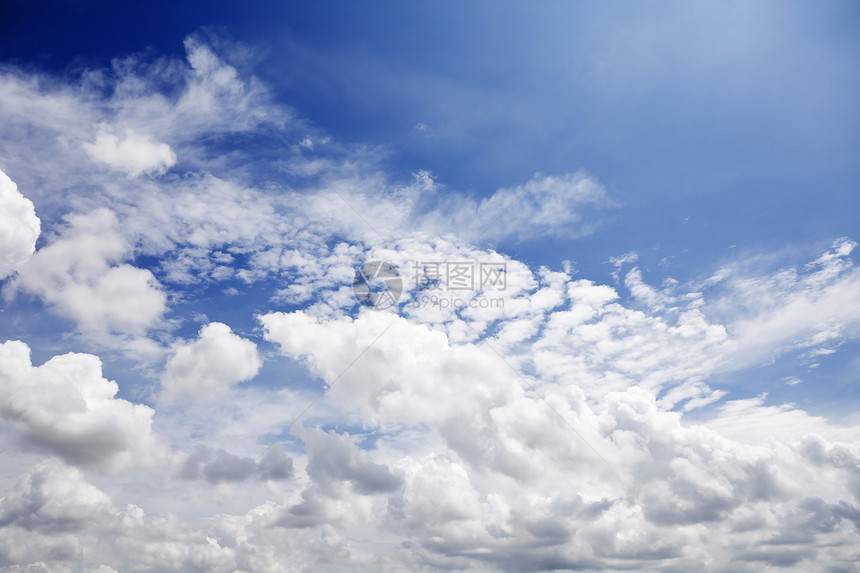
[1,2,859,571]
[5,2,858,254]
[4,0,859,406]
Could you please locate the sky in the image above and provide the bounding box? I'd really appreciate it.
[0,1,859,571]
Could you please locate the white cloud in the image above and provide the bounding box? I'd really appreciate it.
[0,458,385,572]
[259,310,524,431]
[704,393,860,444]
[1,39,617,302]
[83,128,177,176]
[707,238,860,371]
[160,322,262,403]
[0,459,114,531]
[407,170,614,243]
[0,459,234,571]
[0,340,164,470]
[254,282,860,569]
[0,168,40,280]
[0,32,276,220]
[609,251,638,267]
[5,209,167,339]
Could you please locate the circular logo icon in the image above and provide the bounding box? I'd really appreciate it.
[353,261,402,310]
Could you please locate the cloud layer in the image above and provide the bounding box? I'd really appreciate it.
[0,33,858,573]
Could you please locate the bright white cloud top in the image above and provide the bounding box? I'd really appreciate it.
[8,209,167,340]
[160,322,262,403]
[0,169,40,279]
[83,128,177,177]
[0,17,858,573]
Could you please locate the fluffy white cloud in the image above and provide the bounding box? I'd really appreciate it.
[160,322,262,403]
[5,209,167,339]
[0,459,115,531]
[0,340,164,470]
[259,310,524,431]
[286,169,614,249]
[600,238,860,382]
[255,272,860,570]
[83,128,176,176]
[0,34,271,206]
[0,169,40,280]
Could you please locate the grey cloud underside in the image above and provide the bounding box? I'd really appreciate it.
[0,340,163,471]
[178,446,294,484]
[302,426,403,495]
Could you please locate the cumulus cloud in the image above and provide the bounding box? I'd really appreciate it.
[201,450,257,484]
[0,33,272,205]
[5,208,167,339]
[255,272,860,570]
[160,322,262,403]
[259,310,525,432]
[272,426,402,530]
[0,459,115,532]
[0,459,371,572]
[0,168,40,279]
[0,340,164,470]
[256,446,296,481]
[83,128,177,176]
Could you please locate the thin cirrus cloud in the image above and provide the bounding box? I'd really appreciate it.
[0,28,858,573]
